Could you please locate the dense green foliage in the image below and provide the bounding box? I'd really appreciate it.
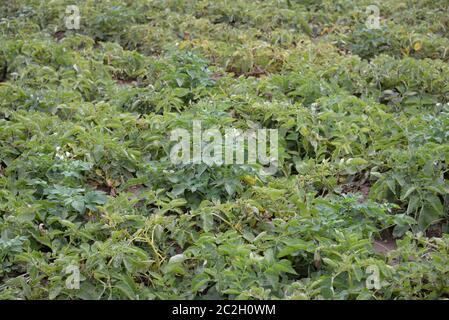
[0,0,448,299]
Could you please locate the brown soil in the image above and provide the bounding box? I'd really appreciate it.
[126,184,144,196]
[54,30,65,42]
[373,228,397,255]
[88,180,117,197]
[341,181,371,203]
[227,65,268,78]
[210,72,224,81]
[426,223,443,238]
[116,79,138,86]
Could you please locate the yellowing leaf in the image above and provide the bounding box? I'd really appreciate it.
[242,175,256,186]
[413,41,422,51]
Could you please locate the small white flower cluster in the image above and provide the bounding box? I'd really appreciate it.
[55,146,72,160]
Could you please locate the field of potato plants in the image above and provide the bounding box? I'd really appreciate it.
[0,0,448,300]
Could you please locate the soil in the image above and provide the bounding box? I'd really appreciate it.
[373,228,397,255]
[341,181,371,203]
[226,65,268,78]
[426,223,443,238]
[54,30,65,42]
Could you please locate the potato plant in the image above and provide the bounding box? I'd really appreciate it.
[0,0,448,300]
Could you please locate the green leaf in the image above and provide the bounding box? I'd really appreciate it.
[277,240,311,258]
[71,199,85,213]
[201,211,214,232]
[418,204,442,230]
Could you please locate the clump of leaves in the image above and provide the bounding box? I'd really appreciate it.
[0,0,448,300]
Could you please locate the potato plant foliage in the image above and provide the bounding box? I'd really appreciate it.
[0,0,448,300]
